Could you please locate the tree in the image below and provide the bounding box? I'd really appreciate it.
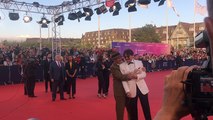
[132,24,160,43]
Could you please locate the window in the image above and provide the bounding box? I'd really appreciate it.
[189,27,194,31]
[199,26,204,30]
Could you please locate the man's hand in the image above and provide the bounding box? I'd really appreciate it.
[154,66,198,120]
[126,92,131,97]
[127,72,138,79]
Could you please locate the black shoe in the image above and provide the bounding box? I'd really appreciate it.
[60,98,67,100]
[29,95,37,98]
[52,98,55,101]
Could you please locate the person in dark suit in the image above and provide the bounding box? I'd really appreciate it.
[96,55,106,98]
[103,53,112,96]
[110,52,138,120]
[23,57,37,98]
[42,53,52,92]
[65,55,78,99]
[50,55,66,101]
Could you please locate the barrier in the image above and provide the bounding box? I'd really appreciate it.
[0,59,205,85]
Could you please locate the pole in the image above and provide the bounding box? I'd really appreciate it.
[129,13,131,42]
[59,26,61,55]
[98,15,100,48]
[193,0,196,48]
[166,3,169,44]
[39,25,42,50]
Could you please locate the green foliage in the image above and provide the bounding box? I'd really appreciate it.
[132,24,160,43]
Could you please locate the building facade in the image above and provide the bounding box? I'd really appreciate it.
[156,22,205,49]
[81,22,205,49]
[81,29,129,48]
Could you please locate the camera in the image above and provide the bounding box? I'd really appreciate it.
[183,30,213,120]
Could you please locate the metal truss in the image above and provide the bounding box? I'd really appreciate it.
[0,0,109,56]
[0,0,102,15]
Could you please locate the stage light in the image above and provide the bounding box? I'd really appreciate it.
[41,22,48,28]
[109,2,121,16]
[138,0,151,5]
[76,10,84,22]
[38,16,50,28]
[55,15,64,26]
[125,0,137,12]
[158,0,166,6]
[94,4,108,15]
[68,12,78,20]
[23,15,32,23]
[72,0,80,4]
[68,10,84,22]
[32,2,40,7]
[83,7,93,21]
[61,1,71,6]
[9,12,19,21]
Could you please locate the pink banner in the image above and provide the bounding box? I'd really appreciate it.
[112,42,171,56]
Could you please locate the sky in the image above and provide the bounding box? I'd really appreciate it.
[0,0,207,41]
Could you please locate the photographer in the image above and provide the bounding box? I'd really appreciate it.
[154,0,213,120]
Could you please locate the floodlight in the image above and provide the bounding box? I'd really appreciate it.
[73,0,80,4]
[76,10,84,22]
[94,4,108,15]
[125,0,137,12]
[61,1,71,6]
[38,17,50,28]
[55,15,64,26]
[109,2,121,16]
[9,12,19,21]
[138,0,151,5]
[68,12,78,20]
[32,2,40,7]
[23,15,32,23]
[41,24,48,28]
[83,7,93,21]
[158,0,166,6]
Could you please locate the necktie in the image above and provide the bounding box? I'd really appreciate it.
[57,61,61,67]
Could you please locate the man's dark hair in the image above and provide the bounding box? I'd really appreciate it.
[123,49,134,56]
[207,0,213,18]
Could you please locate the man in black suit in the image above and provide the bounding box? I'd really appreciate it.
[50,55,66,101]
[42,53,52,92]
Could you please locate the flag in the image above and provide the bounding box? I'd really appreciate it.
[195,0,207,16]
[105,0,115,7]
[166,0,180,17]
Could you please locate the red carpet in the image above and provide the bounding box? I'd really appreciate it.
[0,70,212,120]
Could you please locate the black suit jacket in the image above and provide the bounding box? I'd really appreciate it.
[65,61,78,78]
[43,59,52,78]
[50,61,66,81]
